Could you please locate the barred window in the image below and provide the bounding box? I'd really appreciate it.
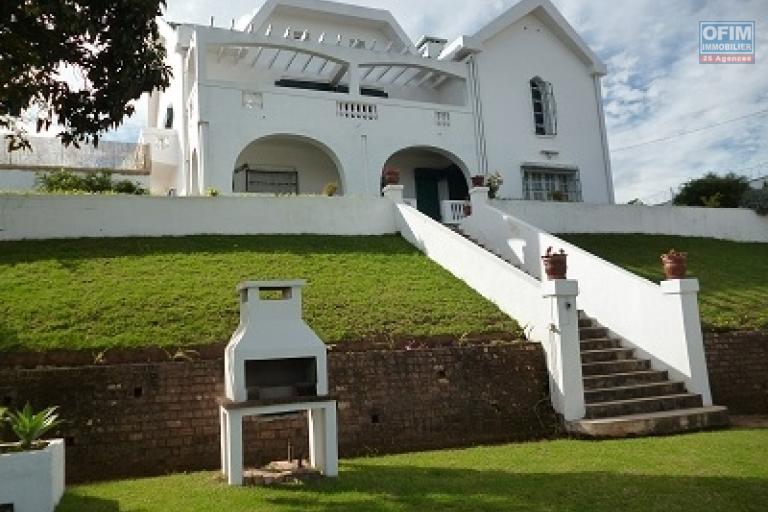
[522,167,581,202]
[234,165,298,194]
[530,77,557,136]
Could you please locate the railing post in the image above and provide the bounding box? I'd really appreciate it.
[542,279,585,420]
[382,184,404,204]
[660,279,712,405]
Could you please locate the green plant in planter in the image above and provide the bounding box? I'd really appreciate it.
[487,171,503,199]
[4,403,62,450]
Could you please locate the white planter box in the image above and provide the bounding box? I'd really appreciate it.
[0,439,65,512]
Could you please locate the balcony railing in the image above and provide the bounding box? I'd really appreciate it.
[0,136,150,172]
[441,200,470,225]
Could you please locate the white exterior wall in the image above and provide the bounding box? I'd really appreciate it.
[474,13,611,203]
[491,200,768,243]
[0,195,397,240]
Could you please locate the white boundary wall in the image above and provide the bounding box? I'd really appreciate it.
[490,200,768,243]
[0,195,396,240]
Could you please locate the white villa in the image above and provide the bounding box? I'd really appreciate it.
[142,0,615,219]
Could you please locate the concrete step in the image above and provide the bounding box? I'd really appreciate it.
[585,381,688,404]
[578,317,594,328]
[583,370,669,390]
[579,326,609,339]
[585,393,703,419]
[566,406,729,438]
[582,359,651,376]
[580,338,622,351]
[581,348,635,363]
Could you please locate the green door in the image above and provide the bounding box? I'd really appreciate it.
[415,169,441,221]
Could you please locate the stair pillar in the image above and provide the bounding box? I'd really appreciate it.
[542,279,585,420]
[382,184,404,204]
[469,186,489,210]
[660,279,713,406]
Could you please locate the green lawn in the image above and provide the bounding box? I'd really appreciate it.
[561,234,768,331]
[0,235,519,352]
[58,429,768,512]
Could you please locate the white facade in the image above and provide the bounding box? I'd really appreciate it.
[144,0,614,215]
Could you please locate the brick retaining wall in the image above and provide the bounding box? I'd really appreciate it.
[705,331,768,414]
[0,342,553,483]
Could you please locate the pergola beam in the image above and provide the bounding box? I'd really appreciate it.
[267,48,282,69]
[329,63,348,86]
[389,66,409,85]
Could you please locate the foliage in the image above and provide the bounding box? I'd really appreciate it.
[58,430,768,512]
[0,1,171,151]
[626,198,645,205]
[487,171,503,199]
[741,188,768,216]
[205,187,220,197]
[4,403,62,450]
[36,169,146,195]
[0,235,520,351]
[322,182,339,197]
[561,234,768,331]
[673,173,750,208]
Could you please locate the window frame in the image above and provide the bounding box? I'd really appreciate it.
[521,166,581,202]
[529,77,557,136]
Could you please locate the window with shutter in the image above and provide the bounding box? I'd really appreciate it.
[530,77,557,136]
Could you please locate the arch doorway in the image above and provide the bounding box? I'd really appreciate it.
[233,135,343,195]
[382,147,469,221]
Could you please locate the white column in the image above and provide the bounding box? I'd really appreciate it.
[225,409,243,485]
[196,121,209,195]
[661,279,712,405]
[308,402,338,477]
[382,184,404,203]
[219,407,228,476]
[469,186,489,210]
[348,64,361,96]
[541,279,585,421]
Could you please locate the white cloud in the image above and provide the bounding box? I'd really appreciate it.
[128,0,768,201]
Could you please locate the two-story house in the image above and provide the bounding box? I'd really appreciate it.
[143,0,615,220]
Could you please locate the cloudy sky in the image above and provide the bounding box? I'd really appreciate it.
[113,0,768,203]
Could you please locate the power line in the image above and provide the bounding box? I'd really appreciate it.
[611,108,768,153]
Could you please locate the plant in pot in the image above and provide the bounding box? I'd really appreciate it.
[541,246,567,280]
[661,249,688,279]
[487,171,503,199]
[0,403,65,512]
[471,175,485,187]
[382,167,400,185]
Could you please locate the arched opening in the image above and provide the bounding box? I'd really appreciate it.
[382,147,469,221]
[190,149,199,196]
[233,135,343,196]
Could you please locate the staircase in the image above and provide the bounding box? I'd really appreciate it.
[566,313,729,437]
[448,224,729,438]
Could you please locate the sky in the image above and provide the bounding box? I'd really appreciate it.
[111,0,768,203]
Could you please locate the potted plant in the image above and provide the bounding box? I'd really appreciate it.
[0,403,65,512]
[383,167,400,185]
[471,175,485,187]
[463,202,472,216]
[541,247,567,280]
[661,249,688,279]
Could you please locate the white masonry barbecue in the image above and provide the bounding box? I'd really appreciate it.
[219,280,338,485]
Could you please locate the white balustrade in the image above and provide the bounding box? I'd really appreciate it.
[336,101,378,120]
[440,200,469,225]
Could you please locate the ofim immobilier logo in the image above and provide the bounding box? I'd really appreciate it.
[700,21,755,63]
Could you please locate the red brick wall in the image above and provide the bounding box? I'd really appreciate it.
[705,331,768,414]
[0,343,553,483]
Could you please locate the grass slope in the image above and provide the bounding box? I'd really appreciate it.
[58,430,768,512]
[561,234,768,331]
[0,235,519,351]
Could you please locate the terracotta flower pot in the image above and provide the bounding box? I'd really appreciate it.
[661,249,688,279]
[471,175,485,187]
[383,168,400,185]
[541,247,567,280]
[463,203,472,216]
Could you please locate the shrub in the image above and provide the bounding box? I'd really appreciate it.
[323,182,338,197]
[740,188,768,215]
[673,172,750,208]
[487,171,503,199]
[36,169,146,195]
[4,403,62,450]
[205,187,220,197]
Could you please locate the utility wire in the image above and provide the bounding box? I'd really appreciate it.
[611,108,768,152]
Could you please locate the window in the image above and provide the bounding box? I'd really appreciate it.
[164,106,174,129]
[234,165,298,194]
[522,167,581,202]
[530,77,557,136]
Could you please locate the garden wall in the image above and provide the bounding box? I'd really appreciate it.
[490,200,768,243]
[705,331,768,414]
[0,194,397,240]
[0,342,553,483]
